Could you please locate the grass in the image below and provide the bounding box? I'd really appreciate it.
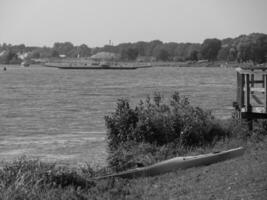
[0,134,266,200]
[122,137,267,200]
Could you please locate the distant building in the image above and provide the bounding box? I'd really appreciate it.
[17,52,30,60]
[136,56,156,62]
[0,50,7,57]
[221,44,230,48]
[90,52,120,61]
[197,59,208,63]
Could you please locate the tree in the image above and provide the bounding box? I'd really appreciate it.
[236,36,251,62]
[173,43,188,61]
[155,49,170,61]
[133,41,147,56]
[145,40,163,56]
[235,33,267,63]
[78,44,91,57]
[31,51,40,58]
[173,43,200,61]
[121,48,139,61]
[38,47,53,58]
[189,50,198,61]
[229,48,237,61]
[201,39,221,61]
[53,42,74,57]
[217,46,230,61]
[160,42,179,60]
[249,34,267,64]
[102,45,116,53]
[0,50,21,64]
[51,50,59,57]
[117,43,131,57]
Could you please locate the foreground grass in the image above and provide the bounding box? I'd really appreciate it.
[125,137,267,200]
[0,135,266,200]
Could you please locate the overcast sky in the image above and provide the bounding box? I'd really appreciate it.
[0,0,266,47]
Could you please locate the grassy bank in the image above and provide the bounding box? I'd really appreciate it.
[122,136,267,200]
[1,92,266,199]
[0,135,266,200]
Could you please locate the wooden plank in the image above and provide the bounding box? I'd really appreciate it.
[249,80,264,84]
[241,107,265,112]
[265,75,267,112]
[241,112,267,119]
[251,74,254,87]
[244,74,253,130]
[251,94,263,105]
[245,74,251,112]
[236,67,267,74]
[236,69,267,75]
[239,66,267,70]
[236,72,241,107]
[250,88,265,93]
[240,74,245,107]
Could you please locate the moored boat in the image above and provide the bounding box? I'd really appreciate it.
[95,147,245,179]
[43,62,139,70]
[21,61,30,67]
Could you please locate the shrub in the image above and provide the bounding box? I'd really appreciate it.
[0,157,95,195]
[105,92,229,170]
[0,51,21,64]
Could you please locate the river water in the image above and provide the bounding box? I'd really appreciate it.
[0,65,236,166]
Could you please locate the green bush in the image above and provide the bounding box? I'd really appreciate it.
[0,158,133,200]
[0,157,95,197]
[105,92,229,170]
[0,51,21,64]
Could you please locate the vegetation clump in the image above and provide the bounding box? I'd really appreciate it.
[105,92,229,171]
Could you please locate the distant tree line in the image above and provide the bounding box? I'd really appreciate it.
[0,33,267,64]
[0,42,92,64]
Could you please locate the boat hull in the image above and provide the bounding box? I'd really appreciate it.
[43,63,137,70]
[96,147,245,179]
[55,66,137,70]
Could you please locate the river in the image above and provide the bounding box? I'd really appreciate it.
[0,65,236,167]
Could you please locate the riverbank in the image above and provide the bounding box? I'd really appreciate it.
[0,134,266,200]
[1,89,266,199]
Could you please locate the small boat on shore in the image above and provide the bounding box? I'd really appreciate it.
[95,147,245,179]
[21,61,30,67]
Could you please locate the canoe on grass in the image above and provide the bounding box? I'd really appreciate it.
[95,147,245,179]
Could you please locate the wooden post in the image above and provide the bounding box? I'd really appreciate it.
[263,75,265,88]
[236,72,241,107]
[241,74,245,108]
[264,75,267,113]
[235,72,245,122]
[251,74,254,88]
[245,74,252,130]
[245,74,250,111]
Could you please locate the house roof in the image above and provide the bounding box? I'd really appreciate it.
[90,52,119,60]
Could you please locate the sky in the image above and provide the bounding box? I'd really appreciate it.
[0,0,267,47]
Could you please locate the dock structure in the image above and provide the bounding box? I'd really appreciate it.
[234,66,267,130]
